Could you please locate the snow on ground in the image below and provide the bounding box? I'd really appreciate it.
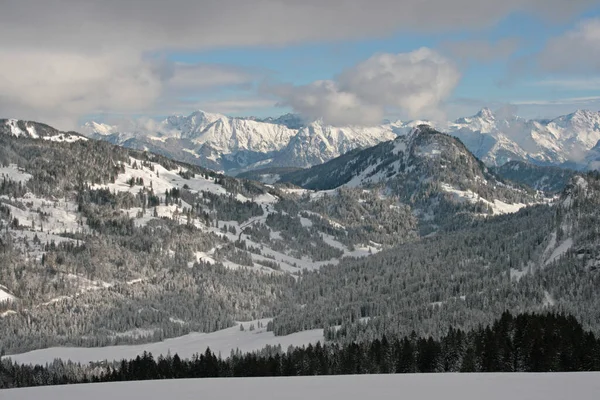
[510,262,533,282]
[301,210,345,230]
[1,194,83,235]
[0,164,32,183]
[5,373,600,400]
[543,290,556,307]
[0,285,16,303]
[545,238,573,266]
[321,233,380,258]
[192,250,216,265]
[43,133,88,143]
[63,273,112,291]
[255,174,281,185]
[8,230,80,261]
[429,295,467,308]
[440,183,528,215]
[92,157,226,198]
[1,193,85,258]
[0,310,17,318]
[247,241,334,273]
[5,119,24,136]
[299,217,313,227]
[344,163,381,188]
[5,319,324,365]
[308,189,337,201]
[279,187,310,196]
[3,119,87,142]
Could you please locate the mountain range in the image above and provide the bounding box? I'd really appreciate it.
[81,108,600,174]
[1,114,600,365]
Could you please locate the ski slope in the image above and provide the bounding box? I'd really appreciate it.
[4,373,600,400]
[6,319,324,365]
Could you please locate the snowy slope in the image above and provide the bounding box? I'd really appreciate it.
[1,119,87,142]
[0,285,16,303]
[384,108,600,168]
[412,108,600,168]
[5,319,324,365]
[5,373,600,400]
[281,126,539,213]
[267,121,396,168]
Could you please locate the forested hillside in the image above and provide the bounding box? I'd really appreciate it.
[1,124,600,361]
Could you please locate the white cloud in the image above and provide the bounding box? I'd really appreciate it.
[269,48,460,125]
[0,0,596,126]
[168,63,256,90]
[178,98,277,115]
[0,52,257,129]
[339,49,461,119]
[0,50,163,129]
[537,18,600,73]
[269,80,384,126]
[1,1,593,51]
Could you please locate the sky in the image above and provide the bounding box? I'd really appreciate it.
[1,0,600,130]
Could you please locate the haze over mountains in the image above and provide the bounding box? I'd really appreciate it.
[81,108,600,174]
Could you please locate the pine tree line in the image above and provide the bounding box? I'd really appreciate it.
[2,311,599,389]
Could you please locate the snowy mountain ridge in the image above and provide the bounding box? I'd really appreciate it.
[446,108,600,168]
[278,125,543,235]
[82,111,397,173]
[81,108,600,173]
[1,119,87,143]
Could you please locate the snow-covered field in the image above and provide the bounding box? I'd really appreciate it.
[0,285,16,303]
[0,164,32,183]
[5,319,324,365]
[440,183,528,215]
[4,373,600,400]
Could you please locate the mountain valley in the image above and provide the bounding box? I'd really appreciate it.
[0,118,599,364]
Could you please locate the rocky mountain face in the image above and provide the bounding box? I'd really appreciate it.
[82,108,600,174]
[446,108,600,168]
[280,126,542,234]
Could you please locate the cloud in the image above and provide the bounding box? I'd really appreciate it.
[167,63,256,90]
[0,50,164,129]
[0,52,257,129]
[537,18,600,73]
[1,1,594,52]
[269,80,384,126]
[441,38,520,63]
[0,0,596,127]
[268,48,460,125]
[173,98,277,115]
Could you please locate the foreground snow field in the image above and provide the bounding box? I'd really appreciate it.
[4,373,600,400]
[6,320,324,365]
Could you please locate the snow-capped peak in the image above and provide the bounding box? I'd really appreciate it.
[475,107,495,120]
[82,121,116,136]
[80,108,600,173]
